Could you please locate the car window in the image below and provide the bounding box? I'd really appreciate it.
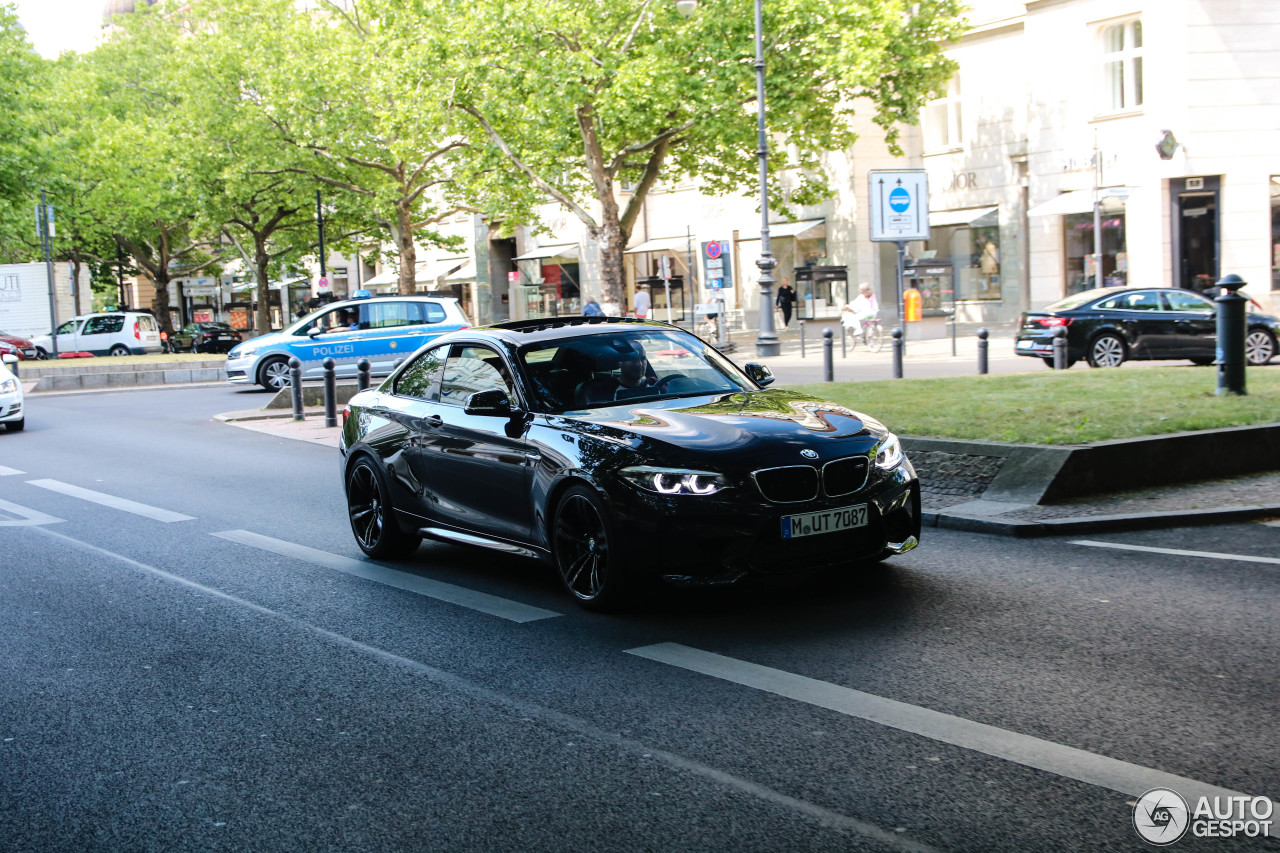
[394,345,447,401]
[439,345,514,407]
[56,320,78,334]
[1096,291,1161,311]
[364,301,414,329]
[137,315,157,331]
[1043,288,1119,312]
[1164,290,1214,313]
[83,316,124,334]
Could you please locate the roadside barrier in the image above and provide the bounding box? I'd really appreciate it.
[322,358,337,428]
[799,320,806,358]
[892,327,904,378]
[822,327,834,381]
[289,357,304,421]
[1052,326,1067,370]
[978,328,989,375]
[358,358,371,391]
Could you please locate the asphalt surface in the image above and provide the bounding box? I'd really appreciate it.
[1,385,1277,852]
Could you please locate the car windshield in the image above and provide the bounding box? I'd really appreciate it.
[519,329,755,412]
[1042,287,1122,312]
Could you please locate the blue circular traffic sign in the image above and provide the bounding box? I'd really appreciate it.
[889,187,911,213]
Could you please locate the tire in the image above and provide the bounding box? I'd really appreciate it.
[1041,356,1078,369]
[108,345,130,357]
[5,418,22,432]
[1189,357,1214,366]
[345,456,421,559]
[190,339,202,354]
[866,324,884,353]
[1245,328,1276,366]
[257,356,292,391]
[1086,333,1126,368]
[552,484,629,610]
[34,347,48,360]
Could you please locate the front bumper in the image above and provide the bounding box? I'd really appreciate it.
[225,354,260,384]
[607,462,921,585]
[0,394,22,422]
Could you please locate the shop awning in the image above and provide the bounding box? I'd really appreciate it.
[625,236,696,255]
[513,243,579,262]
[441,259,475,282]
[1028,187,1131,217]
[362,261,440,289]
[929,206,998,227]
[738,219,826,241]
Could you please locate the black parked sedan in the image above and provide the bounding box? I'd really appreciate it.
[1015,287,1279,368]
[168,321,242,354]
[339,318,920,609]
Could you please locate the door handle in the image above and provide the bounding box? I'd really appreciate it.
[424,414,443,428]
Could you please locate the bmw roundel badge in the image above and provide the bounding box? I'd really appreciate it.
[800,449,818,459]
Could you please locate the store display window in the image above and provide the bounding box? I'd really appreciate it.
[1064,212,1127,294]
[923,211,1001,302]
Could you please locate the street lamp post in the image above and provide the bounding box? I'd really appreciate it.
[676,0,779,356]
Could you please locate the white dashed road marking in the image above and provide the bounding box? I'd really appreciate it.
[1070,539,1280,566]
[0,497,63,526]
[26,479,194,522]
[212,529,561,623]
[0,465,24,476]
[626,642,1278,838]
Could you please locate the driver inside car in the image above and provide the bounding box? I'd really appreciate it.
[614,343,656,400]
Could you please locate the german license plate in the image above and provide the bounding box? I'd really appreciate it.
[1016,339,1033,349]
[781,504,868,539]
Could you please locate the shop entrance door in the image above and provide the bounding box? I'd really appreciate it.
[1175,184,1219,294]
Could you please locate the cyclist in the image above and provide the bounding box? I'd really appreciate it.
[844,282,879,342]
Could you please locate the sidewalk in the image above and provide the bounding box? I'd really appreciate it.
[217,405,1280,537]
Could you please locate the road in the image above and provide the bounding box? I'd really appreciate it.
[1,385,1276,852]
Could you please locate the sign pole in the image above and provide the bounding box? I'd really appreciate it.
[896,240,907,349]
[40,190,58,357]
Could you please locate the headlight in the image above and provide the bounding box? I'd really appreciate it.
[0,378,15,394]
[228,346,257,360]
[619,466,729,496]
[875,433,903,470]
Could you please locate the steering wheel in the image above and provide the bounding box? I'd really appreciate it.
[654,373,690,392]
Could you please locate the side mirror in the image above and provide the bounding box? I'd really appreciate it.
[464,388,515,416]
[1,353,17,367]
[307,327,322,337]
[743,362,775,387]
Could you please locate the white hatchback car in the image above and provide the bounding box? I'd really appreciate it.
[32,311,163,358]
[0,355,23,432]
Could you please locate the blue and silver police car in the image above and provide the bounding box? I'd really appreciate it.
[225,291,470,390]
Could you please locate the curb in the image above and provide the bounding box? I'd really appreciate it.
[923,503,1280,537]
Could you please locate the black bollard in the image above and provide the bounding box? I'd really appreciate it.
[1052,326,1067,370]
[1215,274,1248,396]
[289,356,304,421]
[892,327,904,379]
[822,328,834,382]
[357,358,371,391]
[322,357,337,427]
[799,320,806,358]
[977,328,989,375]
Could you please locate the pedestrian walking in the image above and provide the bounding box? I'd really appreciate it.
[582,297,604,317]
[775,279,796,327]
[633,283,651,320]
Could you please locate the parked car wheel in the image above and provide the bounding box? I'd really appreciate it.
[552,484,629,610]
[34,347,49,360]
[1087,334,1127,368]
[5,417,22,432]
[1040,356,1077,369]
[345,456,421,559]
[1245,328,1276,365]
[257,356,292,391]
[109,344,130,357]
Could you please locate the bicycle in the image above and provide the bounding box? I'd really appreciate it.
[844,317,884,353]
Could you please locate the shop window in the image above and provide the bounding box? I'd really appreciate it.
[1100,19,1143,112]
[923,211,1000,302]
[1064,212,1127,294]
[1271,177,1280,290]
[923,74,963,151]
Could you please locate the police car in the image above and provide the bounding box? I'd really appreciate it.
[225,291,470,391]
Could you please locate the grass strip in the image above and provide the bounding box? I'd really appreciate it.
[788,366,1280,445]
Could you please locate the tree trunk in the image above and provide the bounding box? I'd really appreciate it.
[150,230,174,336]
[253,232,272,336]
[71,253,84,317]
[394,201,417,295]
[596,212,625,313]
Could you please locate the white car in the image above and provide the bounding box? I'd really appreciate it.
[32,311,163,358]
[0,355,22,432]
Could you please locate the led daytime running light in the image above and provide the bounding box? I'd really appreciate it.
[875,433,903,470]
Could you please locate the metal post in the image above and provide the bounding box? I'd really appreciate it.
[1052,326,1067,370]
[322,357,337,427]
[896,240,907,352]
[822,328,834,382]
[316,190,327,282]
[752,0,779,357]
[358,358,371,391]
[950,310,957,357]
[289,357,304,421]
[978,328,989,375]
[40,190,58,357]
[840,322,847,358]
[892,327,904,379]
[799,320,805,358]
[1092,131,1102,287]
[1215,274,1248,395]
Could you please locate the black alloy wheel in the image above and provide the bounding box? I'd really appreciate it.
[346,457,421,559]
[109,345,130,357]
[552,485,627,610]
[1087,333,1126,368]
[1245,329,1276,365]
[258,356,291,391]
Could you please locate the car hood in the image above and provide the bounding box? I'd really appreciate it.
[0,334,32,347]
[555,388,885,462]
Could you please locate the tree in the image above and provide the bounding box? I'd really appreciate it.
[230,0,479,295]
[0,5,46,263]
[423,0,964,309]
